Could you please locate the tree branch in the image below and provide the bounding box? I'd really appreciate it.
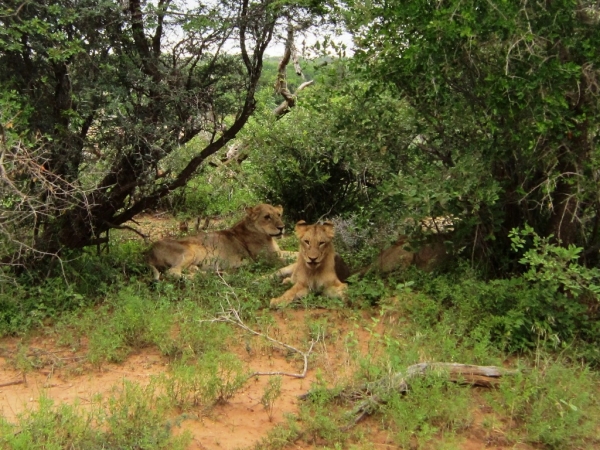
[273,23,314,117]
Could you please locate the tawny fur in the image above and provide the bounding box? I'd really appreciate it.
[270,221,347,308]
[147,204,293,280]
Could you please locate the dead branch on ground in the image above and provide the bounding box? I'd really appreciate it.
[201,294,318,379]
[0,372,27,388]
[299,362,518,428]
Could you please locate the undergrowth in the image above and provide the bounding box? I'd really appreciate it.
[1,234,599,449]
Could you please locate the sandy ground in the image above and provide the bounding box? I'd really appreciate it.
[0,309,373,449]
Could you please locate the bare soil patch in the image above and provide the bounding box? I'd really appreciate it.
[0,309,374,449]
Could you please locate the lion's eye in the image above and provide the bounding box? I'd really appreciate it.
[264,215,271,220]
[303,240,310,245]
[318,242,325,246]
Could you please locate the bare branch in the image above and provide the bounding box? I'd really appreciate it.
[273,22,314,117]
[201,292,317,379]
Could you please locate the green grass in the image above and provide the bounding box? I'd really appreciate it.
[0,386,191,449]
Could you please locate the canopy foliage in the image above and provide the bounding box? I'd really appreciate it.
[0,0,325,265]
[343,0,600,269]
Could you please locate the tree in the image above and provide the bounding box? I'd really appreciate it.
[239,59,416,222]
[344,0,600,269]
[0,0,325,269]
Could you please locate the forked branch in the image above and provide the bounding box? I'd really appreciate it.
[273,23,314,117]
[202,299,317,379]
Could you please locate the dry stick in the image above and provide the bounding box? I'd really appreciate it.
[0,371,27,388]
[203,299,317,379]
[0,379,25,388]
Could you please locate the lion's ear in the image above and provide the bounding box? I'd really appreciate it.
[245,206,258,219]
[275,205,283,214]
[322,221,335,238]
[295,220,308,237]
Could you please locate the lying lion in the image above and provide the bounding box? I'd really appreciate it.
[270,221,347,308]
[147,204,293,280]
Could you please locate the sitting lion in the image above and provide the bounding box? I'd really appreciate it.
[147,204,293,280]
[270,221,347,308]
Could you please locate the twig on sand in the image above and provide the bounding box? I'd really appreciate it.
[201,295,317,379]
[0,372,27,388]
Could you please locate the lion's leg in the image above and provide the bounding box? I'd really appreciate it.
[270,283,309,308]
[274,262,296,279]
[165,267,184,278]
[187,265,200,276]
[323,281,348,299]
[253,262,296,284]
[150,264,161,281]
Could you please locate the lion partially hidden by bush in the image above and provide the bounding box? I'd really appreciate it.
[270,221,347,308]
[147,204,293,280]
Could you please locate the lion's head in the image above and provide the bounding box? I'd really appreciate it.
[245,204,285,237]
[295,221,335,269]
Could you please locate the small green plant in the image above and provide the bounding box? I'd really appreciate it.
[261,376,283,421]
[170,300,233,357]
[346,273,389,307]
[84,288,174,365]
[0,384,191,449]
[161,361,210,411]
[510,225,600,299]
[104,379,190,449]
[253,413,303,450]
[383,373,472,448]
[161,351,247,412]
[0,395,101,448]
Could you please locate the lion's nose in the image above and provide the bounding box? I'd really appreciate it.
[308,256,317,263]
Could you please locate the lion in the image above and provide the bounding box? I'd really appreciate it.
[371,236,447,273]
[147,204,293,280]
[270,221,347,308]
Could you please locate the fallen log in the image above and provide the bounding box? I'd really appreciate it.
[299,362,518,428]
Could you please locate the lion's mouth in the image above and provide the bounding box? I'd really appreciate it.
[305,260,320,268]
[271,231,284,238]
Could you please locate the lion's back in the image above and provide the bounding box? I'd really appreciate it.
[198,230,249,268]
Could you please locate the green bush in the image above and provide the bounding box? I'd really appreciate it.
[239,63,415,223]
[414,267,600,363]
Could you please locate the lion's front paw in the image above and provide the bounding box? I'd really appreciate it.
[270,296,288,309]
